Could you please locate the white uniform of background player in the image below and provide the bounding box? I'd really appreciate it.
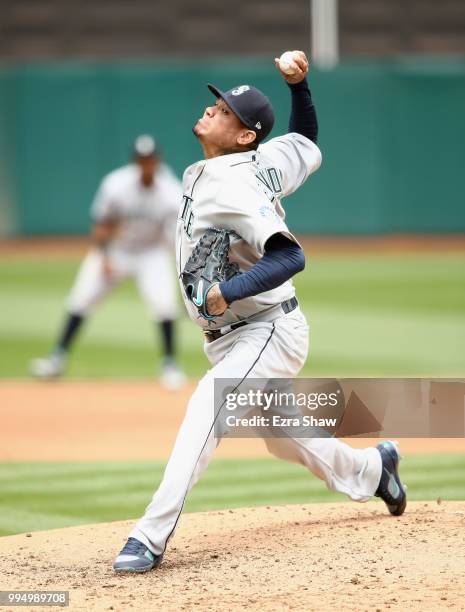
[31,135,185,388]
[114,54,405,572]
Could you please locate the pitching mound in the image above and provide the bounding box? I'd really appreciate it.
[1,502,464,611]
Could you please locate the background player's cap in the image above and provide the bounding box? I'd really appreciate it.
[207,83,275,143]
[133,134,157,157]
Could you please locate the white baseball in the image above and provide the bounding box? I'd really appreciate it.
[278,51,299,75]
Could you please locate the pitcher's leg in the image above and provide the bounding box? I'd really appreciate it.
[129,373,218,555]
[128,325,278,556]
[263,314,382,501]
[266,436,381,502]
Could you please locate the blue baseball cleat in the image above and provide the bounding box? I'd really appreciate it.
[113,537,163,573]
[375,441,407,516]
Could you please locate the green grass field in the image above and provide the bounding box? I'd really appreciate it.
[1,250,464,536]
[1,455,464,536]
[1,252,465,378]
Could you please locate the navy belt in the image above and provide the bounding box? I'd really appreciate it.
[204,297,298,343]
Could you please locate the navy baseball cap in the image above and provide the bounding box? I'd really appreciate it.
[207,83,275,143]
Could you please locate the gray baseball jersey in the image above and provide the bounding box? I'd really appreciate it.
[176,132,322,329]
[92,163,182,252]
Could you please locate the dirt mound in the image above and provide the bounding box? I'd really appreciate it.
[1,501,464,611]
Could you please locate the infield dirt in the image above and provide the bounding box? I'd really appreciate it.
[1,501,464,611]
[2,381,465,461]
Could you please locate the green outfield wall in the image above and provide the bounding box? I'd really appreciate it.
[0,59,464,235]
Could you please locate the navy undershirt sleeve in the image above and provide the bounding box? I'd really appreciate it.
[288,78,318,143]
[219,233,305,305]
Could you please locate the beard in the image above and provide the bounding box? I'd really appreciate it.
[192,122,201,138]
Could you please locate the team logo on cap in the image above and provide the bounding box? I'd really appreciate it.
[255,122,261,129]
[231,85,250,96]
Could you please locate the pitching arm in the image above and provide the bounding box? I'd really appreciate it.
[287,79,319,143]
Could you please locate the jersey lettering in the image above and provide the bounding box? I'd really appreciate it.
[256,167,283,200]
[180,195,195,238]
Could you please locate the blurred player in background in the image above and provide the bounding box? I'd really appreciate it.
[30,135,186,389]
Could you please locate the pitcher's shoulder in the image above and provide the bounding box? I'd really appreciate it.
[261,132,321,160]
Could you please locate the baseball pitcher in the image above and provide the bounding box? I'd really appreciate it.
[30,135,186,389]
[113,53,406,572]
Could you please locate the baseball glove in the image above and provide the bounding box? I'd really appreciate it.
[181,228,239,320]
